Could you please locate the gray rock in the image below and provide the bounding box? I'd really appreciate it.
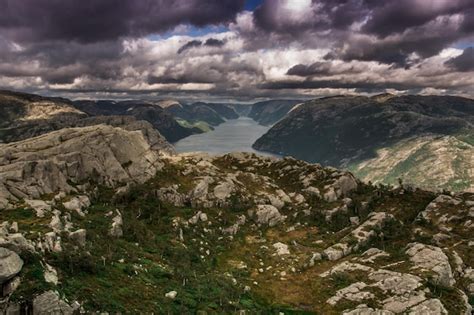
[109,210,123,238]
[62,196,90,216]
[407,299,447,315]
[327,282,374,305]
[24,199,51,217]
[33,290,73,315]
[0,247,23,284]
[405,243,455,287]
[69,229,87,247]
[213,181,234,200]
[253,205,286,227]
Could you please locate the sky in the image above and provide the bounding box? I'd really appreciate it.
[0,0,473,102]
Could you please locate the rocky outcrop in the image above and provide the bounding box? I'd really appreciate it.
[0,124,172,208]
[323,212,394,260]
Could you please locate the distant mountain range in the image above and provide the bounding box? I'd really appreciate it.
[253,94,474,192]
[0,90,242,144]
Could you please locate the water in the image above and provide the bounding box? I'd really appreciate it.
[174,116,280,157]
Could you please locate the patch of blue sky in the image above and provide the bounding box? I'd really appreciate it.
[453,41,473,50]
[245,0,263,11]
[147,24,228,41]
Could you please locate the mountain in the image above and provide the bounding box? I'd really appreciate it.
[193,102,239,120]
[0,90,87,142]
[253,95,474,191]
[249,99,302,125]
[230,103,252,116]
[73,100,197,143]
[161,101,237,127]
[0,122,472,313]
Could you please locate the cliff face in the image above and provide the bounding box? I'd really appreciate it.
[253,95,474,191]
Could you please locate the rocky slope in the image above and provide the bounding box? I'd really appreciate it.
[0,123,473,313]
[253,95,474,191]
[249,99,302,125]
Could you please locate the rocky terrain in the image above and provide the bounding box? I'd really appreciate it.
[253,94,474,192]
[249,99,302,125]
[0,119,473,313]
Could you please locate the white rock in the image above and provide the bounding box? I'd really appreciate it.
[273,242,290,256]
[165,290,177,299]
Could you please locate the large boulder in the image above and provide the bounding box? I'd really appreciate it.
[33,290,73,315]
[405,243,455,287]
[0,247,23,284]
[253,205,286,227]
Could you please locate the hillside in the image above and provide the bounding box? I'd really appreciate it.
[0,123,472,314]
[73,100,198,143]
[253,95,474,192]
[249,100,302,125]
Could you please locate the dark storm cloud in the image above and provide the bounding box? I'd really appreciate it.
[147,74,214,85]
[177,40,202,54]
[445,47,474,72]
[177,38,225,54]
[248,0,474,67]
[0,0,245,43]
[362,0,473,37]
[287,63,331,76]
[252,0,368,35]
[204,38,225,47]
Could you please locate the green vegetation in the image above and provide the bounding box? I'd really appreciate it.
[176,119,213,133]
